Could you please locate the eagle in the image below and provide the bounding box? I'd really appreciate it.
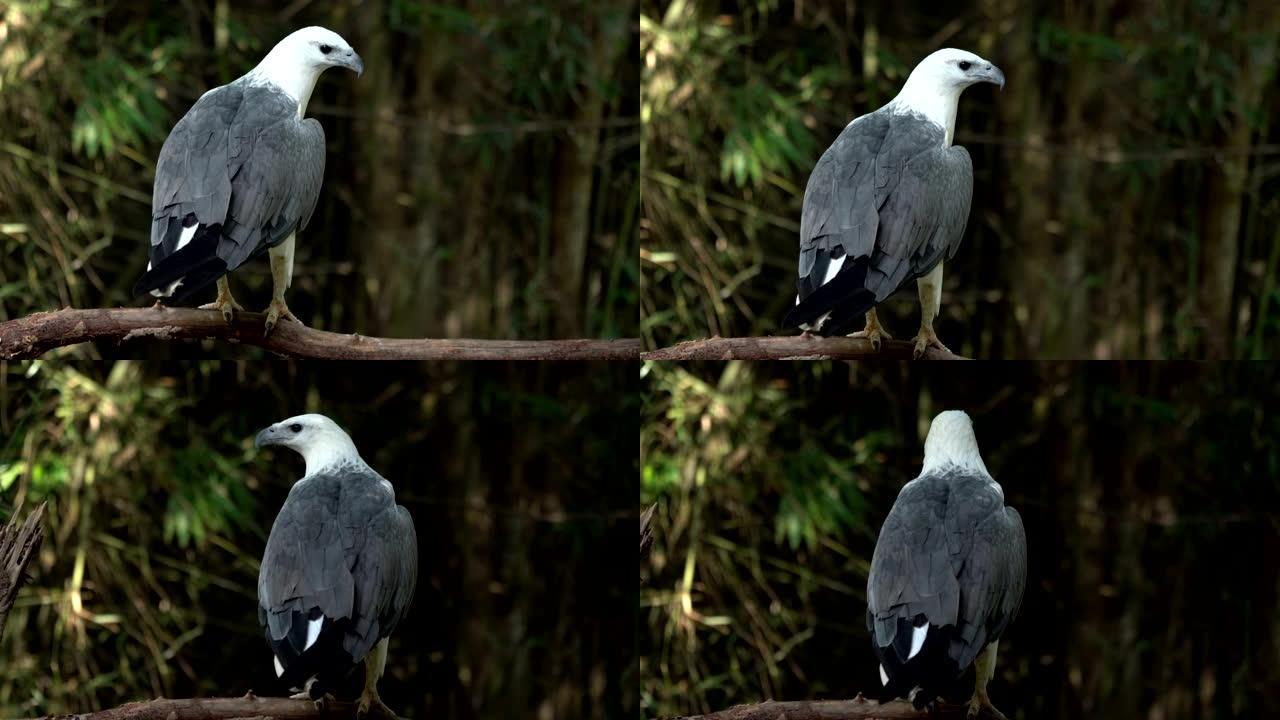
[782,49,1004,358]
[866,410,1026,719]
[134,27,363,334]
[254,414,417,717]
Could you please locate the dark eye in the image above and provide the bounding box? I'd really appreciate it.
[289,423,303,433]
[319,44,333,55]
[958,61,972,71]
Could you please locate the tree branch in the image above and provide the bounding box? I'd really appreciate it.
[0,502,46,641]
[641,336,967,361]
[668,696,974,720]
[33,694,400,720]
[0,308,640,361]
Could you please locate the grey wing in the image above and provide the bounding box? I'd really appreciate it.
[257,485,356,654]
[866,144,973,301]
[139,86,325,298]
[951,505,1026,669]
[346,504,418,660]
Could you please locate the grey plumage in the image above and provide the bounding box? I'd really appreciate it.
[258,465,417,673]
[134,81,325,300]
[866,470,1025,671]
[783,107,972,333]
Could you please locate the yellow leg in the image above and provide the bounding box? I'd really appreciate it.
[849,308,892,350]
[197,276,244,323]
[357,638,394,718]
[264,234,301,334]
[966,642,1008,720]
[912,263,951,359]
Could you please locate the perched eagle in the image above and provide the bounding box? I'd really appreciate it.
[134,27,363,334]
[866,410,1026,720]
[254,414,417,717]
[782,49,1004,358]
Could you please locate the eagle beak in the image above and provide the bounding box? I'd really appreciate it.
[986,64,1005,91]
[254,426,279,449]
[347,51,364,78]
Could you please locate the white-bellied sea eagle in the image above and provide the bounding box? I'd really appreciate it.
[782,49,1004,358]
[134,27,363,334]
[867,410,1026,719]
[255,414,417,717]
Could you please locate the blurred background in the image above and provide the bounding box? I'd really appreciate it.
[0,0,638,344]
[0,360,637,719]
[640,0,1280,359]
[640,361,1280,718]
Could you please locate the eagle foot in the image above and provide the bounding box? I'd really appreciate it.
[263,299,300,335]
[198,296,244,324]
[849,325,892,351]
[356,692,396,720]
[911,327,951,359]
[966,696,1009,720]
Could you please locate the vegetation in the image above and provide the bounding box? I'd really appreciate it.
[0,0,638,345]
[641,1,1280,358]
[0,360,638,718]
[640,361,1280,718]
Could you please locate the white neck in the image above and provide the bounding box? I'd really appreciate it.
[299,434,366,477]
[891,74,961,145]
[246,47,321,118]
[920,423,991,478]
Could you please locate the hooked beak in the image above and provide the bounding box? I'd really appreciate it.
[984,63,1006,91]
[254,425,280,449]
[344,50,364,78]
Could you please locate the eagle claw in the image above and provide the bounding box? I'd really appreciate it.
[966,698,1009,720]
[849,326,892,351]
[356,693,396,720]
[911,328,951,359]
[263,300,300,335]
[198,296,244,324]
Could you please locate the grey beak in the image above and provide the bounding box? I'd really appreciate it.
[347,51,364,78]
[987,63,1005,91]
[254,426,277,449]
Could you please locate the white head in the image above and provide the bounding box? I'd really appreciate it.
[254,413,365,477]
[893,48,1004,142]
[920,410,992,478]
[247,26,363,114]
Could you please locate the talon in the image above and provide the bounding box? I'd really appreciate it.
[911,327,951,359]
[849,325,892,351]
[199,295,243,324]
[356,693,394,719]
[262,300,300,335]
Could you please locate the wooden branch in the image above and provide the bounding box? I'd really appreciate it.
[641,336,967,361]
[34,694,400,720]
[0,502,46,641]
[668,696,974,720]
[0,308,640,361]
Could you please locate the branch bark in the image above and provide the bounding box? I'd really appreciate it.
[33,694,399,720]
[641,337,968,361]
[0,502,46,641]
[668,696,973,720]
[0,308,640,361]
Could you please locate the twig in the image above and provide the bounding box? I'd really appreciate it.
[0,308,640,361]
[668,696,973,720]
[641,336,967,361]
[33,694,400,720]
[0,502,46,641]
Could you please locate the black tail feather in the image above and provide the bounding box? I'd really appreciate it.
[872,618,962,708]
[780,257,875,331]
[132,228,227,300]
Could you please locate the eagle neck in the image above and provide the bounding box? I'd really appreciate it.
[299,435,366,478]
[246,50,320,118]
[891,78,961,146]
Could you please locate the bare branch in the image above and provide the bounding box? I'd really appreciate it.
[32,694,400,720]
[0,308,640,361]
[0,502,46,641]
[668,696,974,720]
[641,336,967,361]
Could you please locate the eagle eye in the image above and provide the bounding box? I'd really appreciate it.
[289,423,303,433]
[319,44,333,55]
[958,60,972,71]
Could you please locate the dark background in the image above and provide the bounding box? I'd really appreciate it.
[0,0,638,344]
[640,361,1280,719]
[641,0,1280,358]
[0,360,638,719]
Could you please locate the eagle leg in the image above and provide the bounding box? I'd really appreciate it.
[197,277,244,324]
[912,263,950,359]
[263,234,302,335]
[965,642,1008,720]
[357,638,397,720]
[848,308,892,350]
